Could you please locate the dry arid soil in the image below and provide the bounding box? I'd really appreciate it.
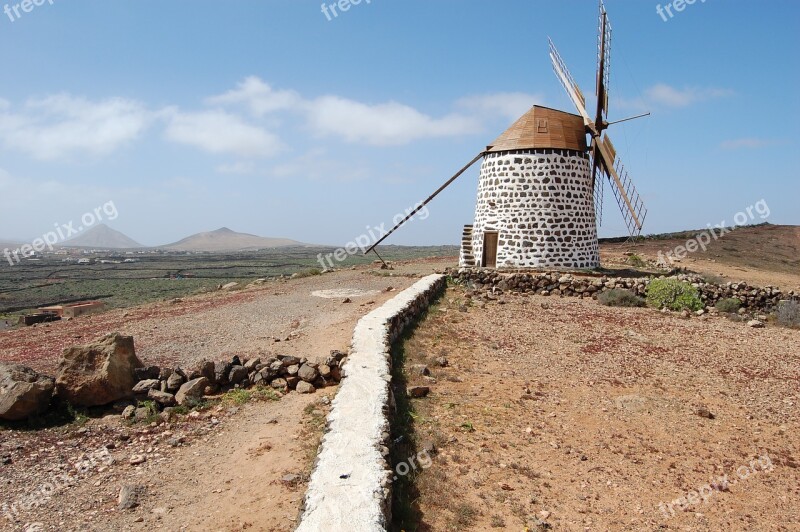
[0,260,446,532]
[396,231,799,531]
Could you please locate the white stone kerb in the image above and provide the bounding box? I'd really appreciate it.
[296,274,447,532]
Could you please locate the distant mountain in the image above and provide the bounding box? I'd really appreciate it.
[0,239,23,250]
[162,227,307,252]
[64,224,143,249]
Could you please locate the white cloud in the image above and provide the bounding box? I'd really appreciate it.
[0,94,152,160]
[164,109,283,158]
[720,138,774,150]
[209,76,488,146]
[615,83,733,112]
[305,96,481,146]
[206,76,302,116]
[456,92,544,121]
[644,84,732,108]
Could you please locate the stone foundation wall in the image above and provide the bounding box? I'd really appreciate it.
[296,274,447,532]
[452,269,796,311]
[464,149,599,270]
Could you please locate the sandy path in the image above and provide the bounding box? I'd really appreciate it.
[0,262,455,532]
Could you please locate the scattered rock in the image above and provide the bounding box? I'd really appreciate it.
[166,372,185,392]
[270,378,288,391]
[0,363,55,421]
[214,362,232,385]
[747,320,765,328]
[409,364,431,377]
[118,484,146,510]
[296,381,315,394]
[280,355,301,367]
[147,389,177,407]
[134,366,160,381]
[132,379,160,394]
[408,386,431,398]
[175,377,209,406]
[696,407,716,420]
[228,366,249,385]
[298,364,318,383]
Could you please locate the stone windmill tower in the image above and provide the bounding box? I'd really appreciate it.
[366,1,648,271]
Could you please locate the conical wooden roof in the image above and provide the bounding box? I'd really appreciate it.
[486,105,587,153]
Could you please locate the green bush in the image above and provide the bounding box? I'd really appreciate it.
[626,254,646,268]
[777,300,800,329]
[598,289,645,308]
[715,297,742,314]
[646,278,704,311]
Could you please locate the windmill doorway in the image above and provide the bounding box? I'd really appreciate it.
[482,231,498,268]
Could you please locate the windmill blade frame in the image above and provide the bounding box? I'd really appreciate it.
[596,136,647,237]
[549,38,593,127]
[595,0,612,128]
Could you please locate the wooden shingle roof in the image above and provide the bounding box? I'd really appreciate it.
[486,105,587,153]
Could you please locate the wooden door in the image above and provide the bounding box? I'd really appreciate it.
[482,232,498,268]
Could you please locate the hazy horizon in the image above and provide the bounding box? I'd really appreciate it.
[1,1,798,248]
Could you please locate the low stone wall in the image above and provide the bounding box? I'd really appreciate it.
[296,274,447,532]
[452,269,796,311]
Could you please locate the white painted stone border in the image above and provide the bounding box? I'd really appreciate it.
[296,274,447,532]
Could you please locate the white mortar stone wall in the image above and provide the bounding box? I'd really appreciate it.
[296,274,447,532]
[463,149,600,270]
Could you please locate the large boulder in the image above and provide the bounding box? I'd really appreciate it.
[0,364,54,421]
[55,333,143,407]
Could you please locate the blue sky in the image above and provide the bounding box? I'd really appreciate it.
[0,0,797,246]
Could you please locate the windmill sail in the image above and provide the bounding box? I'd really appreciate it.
[596,136,647,237]
[596,0,612,125]
[549,38,592,125]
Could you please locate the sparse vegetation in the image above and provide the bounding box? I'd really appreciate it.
[221,386,280,406]
[597,288,645,308]
[452,502,479,528]
[646,278,704,311]
[776,300,800,329]
[626,254,646,268]
[702,273,725,285]
[490,515,506,528]
[715,297,743,313]
[294,268,323,278]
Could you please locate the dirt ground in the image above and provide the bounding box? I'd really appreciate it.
[0,259,450,532]
[602,224,800,292]
[398,286,799,531]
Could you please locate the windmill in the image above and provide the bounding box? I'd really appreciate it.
[548,0,648,239]
[366,0,648,270]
